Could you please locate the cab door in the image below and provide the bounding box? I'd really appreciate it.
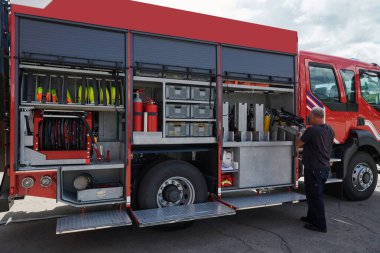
[356,68,380,140]
[304,59,347,143]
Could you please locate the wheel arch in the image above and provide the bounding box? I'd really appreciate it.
[342,130,380,178]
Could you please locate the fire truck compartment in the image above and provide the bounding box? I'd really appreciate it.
[223,141,294,189]
[57,162,126,206]
[222,191,306,210]
[131,202,235,227]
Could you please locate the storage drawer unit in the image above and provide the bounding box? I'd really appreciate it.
[166,85,190,100]
[165,122,190,137]
[166,104,191,118]
[77,186,123,202]
[191,104,214,119]
[191,87,213,101]
[190,123,213,137]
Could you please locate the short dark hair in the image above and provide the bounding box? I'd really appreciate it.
[310,107,325,118]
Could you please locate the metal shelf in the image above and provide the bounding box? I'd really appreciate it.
[132,134,216,145]
[223,141,293,148]
[165,118,216,122]
[166,99,214,104]
[134,76,216,87]
[21,102,125,112]
[223,83,293,93]
[61,161,125,171]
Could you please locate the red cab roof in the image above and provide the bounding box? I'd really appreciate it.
[12,0,298,54]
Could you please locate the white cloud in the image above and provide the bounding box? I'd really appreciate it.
[134,0,380,63]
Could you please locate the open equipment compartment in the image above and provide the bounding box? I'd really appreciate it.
[220,46,300,192]
[15,16,128,206]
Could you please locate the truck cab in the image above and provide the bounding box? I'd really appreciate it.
[298,51,379,200]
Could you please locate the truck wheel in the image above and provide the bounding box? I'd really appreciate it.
[137,160,208,209]
[344,152,378,201]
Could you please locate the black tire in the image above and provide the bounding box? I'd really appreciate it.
[344,152,378,201]
[137,160,208,209]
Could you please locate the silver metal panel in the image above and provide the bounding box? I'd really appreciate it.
[56,210,132,234]
[236,143,293,188]
[254,104,264,140]
[132,134,216,145]
[132,202,235,227]
[77,186,123,202]
[236,103,247,132]
[222,192,306,210]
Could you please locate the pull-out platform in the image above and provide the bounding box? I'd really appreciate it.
[131,202,235,227]
[221,191,306,210]
[56,210,132,234]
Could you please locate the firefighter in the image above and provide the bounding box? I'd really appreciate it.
[296,106,334,233]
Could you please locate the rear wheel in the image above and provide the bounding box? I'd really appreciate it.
[344,152,378,201]
[137,160,208,209]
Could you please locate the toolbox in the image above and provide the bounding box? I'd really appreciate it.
[191,87,213,101]
[190,123,213,137]
[166,85,190,100]
[166,104,191,118]
[191,104,214,119]
[165,122,190,137]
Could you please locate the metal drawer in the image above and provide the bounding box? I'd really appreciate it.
[191,87,213,101]
[166,85,190,100]
[166,104,191,118]
[77,186,123,202]
[165,122,190,137]
[191,104,214,119]
[190,123,213,137]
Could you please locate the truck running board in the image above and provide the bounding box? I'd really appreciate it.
[298,176,343,184]
[56,210,132,234]
[221,192,306,210]
[131,202,235,227]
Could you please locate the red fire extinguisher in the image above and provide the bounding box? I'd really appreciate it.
[133,90,143,131]
[145,99,158,132]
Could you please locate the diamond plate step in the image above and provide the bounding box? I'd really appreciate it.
[222,191,306,210]
[131,202,235,227]
[56,210,132,234]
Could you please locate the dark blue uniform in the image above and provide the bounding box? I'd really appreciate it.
[301,124,334,230]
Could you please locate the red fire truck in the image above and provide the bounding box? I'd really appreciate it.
[0,0,378,234]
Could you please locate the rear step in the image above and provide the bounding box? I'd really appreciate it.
[131,202,235,227]
[56,210,132,234]
[221,192,306,210]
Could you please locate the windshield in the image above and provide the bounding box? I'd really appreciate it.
[360,72,380,106]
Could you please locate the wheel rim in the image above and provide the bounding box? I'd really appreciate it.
[352,162,374,192]
[157,176,195,208]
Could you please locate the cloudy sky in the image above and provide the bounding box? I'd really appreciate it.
[134,0,380,63]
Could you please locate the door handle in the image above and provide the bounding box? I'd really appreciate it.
[357,117,365,126]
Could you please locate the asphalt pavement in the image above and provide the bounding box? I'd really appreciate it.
[0,177,379,253]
